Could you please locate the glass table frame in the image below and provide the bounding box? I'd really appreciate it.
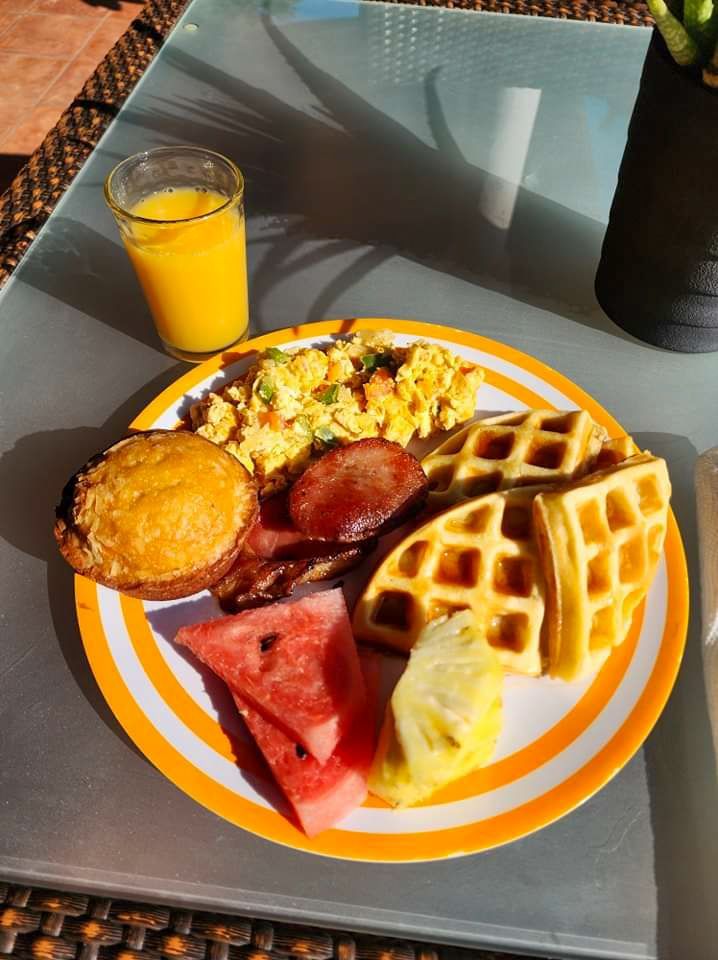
[1,2,716,957]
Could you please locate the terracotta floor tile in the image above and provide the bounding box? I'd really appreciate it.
[77,13,130,60]
[0,13,17,38]
[0,51,68,104]
[1,103,64,154]
[0,0,145,162]
[34,0,110,16]
[44,55,98,106]
[0,99,30,131]
[104,0,145,21]
[0,13,94,58]
[0,0,39,14]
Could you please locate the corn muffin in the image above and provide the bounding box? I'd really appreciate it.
[54,430,258,599]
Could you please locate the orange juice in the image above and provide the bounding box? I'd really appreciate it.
[124,187,248,356]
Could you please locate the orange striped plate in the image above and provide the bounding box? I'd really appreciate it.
[76,319,688,861]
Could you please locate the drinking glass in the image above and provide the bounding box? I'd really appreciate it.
[105,145,249,362]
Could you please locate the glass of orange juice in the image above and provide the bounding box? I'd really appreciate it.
[105,145,249,362]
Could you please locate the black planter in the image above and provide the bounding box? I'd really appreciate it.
[595,32,718,352]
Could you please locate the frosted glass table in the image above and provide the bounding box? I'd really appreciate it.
[1,2,716,958]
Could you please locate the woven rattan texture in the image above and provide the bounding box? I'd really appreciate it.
[0,0,652,286]
[0,884,520,960]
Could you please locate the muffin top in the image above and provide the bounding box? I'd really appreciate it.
[55,430,258,599]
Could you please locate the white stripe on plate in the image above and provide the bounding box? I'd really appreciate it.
[99,557,667,835]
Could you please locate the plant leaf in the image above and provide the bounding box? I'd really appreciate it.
[685,0,716,52]
[649,0,701,64]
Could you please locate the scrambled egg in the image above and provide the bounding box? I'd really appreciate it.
[190,331,484,496]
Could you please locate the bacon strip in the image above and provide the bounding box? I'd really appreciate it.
[211,542,375,613]
[288,438,428,542]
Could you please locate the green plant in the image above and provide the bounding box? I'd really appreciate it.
[649,0,718,84]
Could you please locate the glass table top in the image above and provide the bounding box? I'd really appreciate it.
[1,2,716,958]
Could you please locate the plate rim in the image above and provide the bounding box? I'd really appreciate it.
[76,318,689,862]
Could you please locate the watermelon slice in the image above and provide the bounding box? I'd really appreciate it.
[233,652,380,836]
[175,588,365,763]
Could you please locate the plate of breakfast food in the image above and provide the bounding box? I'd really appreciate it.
[56,318,688,862]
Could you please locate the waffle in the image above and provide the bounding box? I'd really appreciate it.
[533,453,670,681]
[593,435,638,470]
[421,409,607,513]
[353,486,546,675]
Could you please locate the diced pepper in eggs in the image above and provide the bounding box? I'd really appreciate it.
[189,332,484,496]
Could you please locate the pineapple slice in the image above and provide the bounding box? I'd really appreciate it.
[369,611,504,807]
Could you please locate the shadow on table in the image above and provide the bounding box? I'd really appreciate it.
[119,14,636,342]
[0,153,27,193]
[16,216,162,352]
[632,432,718,958]
[81,0,143,9]
[0,365,185,755]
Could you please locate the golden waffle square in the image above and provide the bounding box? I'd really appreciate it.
[421,409,608,512]
[353,487,546,675]
[593,435,638,471]
[533,454,670,682]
